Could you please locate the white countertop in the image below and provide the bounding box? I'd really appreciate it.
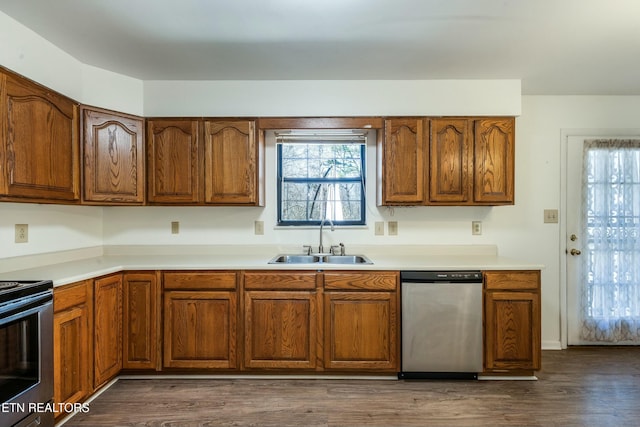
[0,245,544,287]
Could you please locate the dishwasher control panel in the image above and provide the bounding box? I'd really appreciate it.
[400,271,482,283]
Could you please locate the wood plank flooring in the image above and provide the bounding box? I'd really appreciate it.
[62,347,640,427]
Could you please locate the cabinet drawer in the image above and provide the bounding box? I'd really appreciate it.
[324,272,398,291]
[484,271,540,291]
[163,272,237,290]
[243,272,317,290]
[54,280,91,313]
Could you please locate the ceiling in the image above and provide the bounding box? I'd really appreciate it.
[1,0,639,95]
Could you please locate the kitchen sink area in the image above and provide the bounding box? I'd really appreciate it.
[268,254,373,265]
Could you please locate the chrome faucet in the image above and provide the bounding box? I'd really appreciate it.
[318,217,335,254]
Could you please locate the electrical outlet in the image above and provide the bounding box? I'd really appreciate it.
[544,209,559,224]
[374,221,384,236]
[15,224,28,243]
[254,220,265,235]
[472,221,482,235]
[171,221,179,234]
[388,221,398,236]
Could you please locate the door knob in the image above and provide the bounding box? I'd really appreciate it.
[570,249,582,256]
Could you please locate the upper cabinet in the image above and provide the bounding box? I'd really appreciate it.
[147,118,263,206]
[429,118,473,204]
[81,107,145,205]
[204,120,260,205]
[474,118,515,204]
[146,119,201,204]
[380,118,427,204]
[0,69,80,203]
[379,116,515,206]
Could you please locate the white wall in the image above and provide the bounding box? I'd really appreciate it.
[143,79,521,117]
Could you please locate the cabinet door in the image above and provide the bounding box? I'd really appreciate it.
[123,272,159,370]
[381,118,427,204]
[204,120,259,205]
[146,119,201,204]
[429,118,472,204]
[324,291,398,371]
[81,107,145,204]
[53,281,92,417]
[244,290,319,370]
[484,290,541,371]
[0,71,79,202]
[474,118,514,204]
[164,291,238,369]
[94,274,123,388]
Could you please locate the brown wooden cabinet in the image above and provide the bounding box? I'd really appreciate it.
[146,119,201,204]
[53,280,93,419]
[380,118,428,204]
[243,271,320,370]
[323,272,399,371]
[483,270,541,373]
[81,107,145,204]
[380,116,515,206]
[0,69,79,203]
[94,274,123,388]
[429,118,473,204]
[204,120,260,205]
[146,118,262,206]
[474,118,515,204]
[163,272,238,369]
[123,272,160,370]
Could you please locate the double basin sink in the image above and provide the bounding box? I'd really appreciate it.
[268,254,373,265]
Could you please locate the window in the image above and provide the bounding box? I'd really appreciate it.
[580,139,640,342]
[276,131,366,226]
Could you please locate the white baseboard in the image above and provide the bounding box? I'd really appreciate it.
[542,340,563,350]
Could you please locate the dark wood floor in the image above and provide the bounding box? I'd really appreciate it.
[62,347,640,427]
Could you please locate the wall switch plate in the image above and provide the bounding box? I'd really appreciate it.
[388,221,398,236]
[472,221,482,235]
[171,221,179,234]
[254,220,264,235]
[544,209,559,223]
[374,221,384,235]
[15,224,28,243]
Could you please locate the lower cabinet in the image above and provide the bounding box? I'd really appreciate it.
[243,272,319,370]
[94,274,123,388]
[123,272,160,370]
[53,280,93,420]
[483,270,541,373]
[323,272,399,371]
[163,272,238,369]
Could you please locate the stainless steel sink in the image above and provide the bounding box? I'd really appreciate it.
[268,254,372,265]
[269,255,321,264]
[322,255,372,264]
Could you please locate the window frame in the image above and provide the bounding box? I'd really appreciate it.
[276,142,366,226]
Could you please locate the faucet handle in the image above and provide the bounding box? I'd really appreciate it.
[329,245,341,255]
[302,245,313,255]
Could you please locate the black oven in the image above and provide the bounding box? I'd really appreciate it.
[0,280,54,427]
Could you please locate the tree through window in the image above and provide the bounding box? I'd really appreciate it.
[276,132,366,226]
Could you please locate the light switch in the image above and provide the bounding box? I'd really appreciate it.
[544,209,559,224]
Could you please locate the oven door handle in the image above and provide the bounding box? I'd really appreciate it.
[0,291,53,325]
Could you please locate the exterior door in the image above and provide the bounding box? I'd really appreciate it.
[566,132,640,345]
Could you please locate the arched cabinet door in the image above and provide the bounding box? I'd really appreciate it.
[0,70,79,202]
[381,118,428,205]
[81,107,145,204]
[203,119,260,205]
[474,118,515,205]
[146,119,201,204]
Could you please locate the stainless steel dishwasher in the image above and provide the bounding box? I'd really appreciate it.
[399,271,483,380]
